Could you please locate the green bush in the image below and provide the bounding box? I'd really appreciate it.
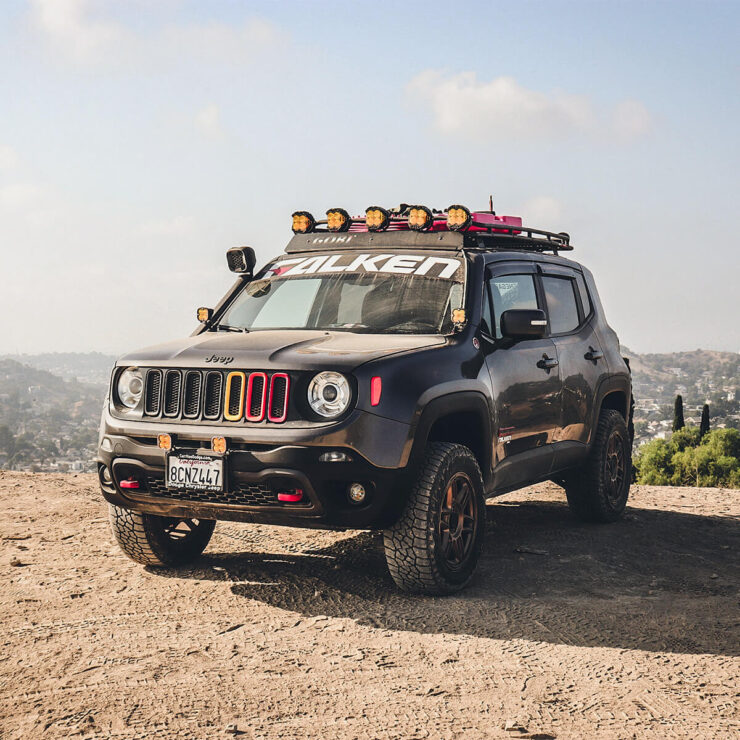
[634,428,740,487]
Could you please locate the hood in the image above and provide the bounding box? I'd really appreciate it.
[117,329,447,372]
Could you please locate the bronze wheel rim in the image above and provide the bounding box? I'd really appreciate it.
[438,472,477,570]
[605,431,627,505]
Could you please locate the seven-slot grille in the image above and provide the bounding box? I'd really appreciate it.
[143,368,290,423]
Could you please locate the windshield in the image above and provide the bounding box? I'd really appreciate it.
[216,250,466,335]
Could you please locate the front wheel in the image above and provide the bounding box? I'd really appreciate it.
[383,442,485,595]
[565,408,631,522]
[108,504,215,566]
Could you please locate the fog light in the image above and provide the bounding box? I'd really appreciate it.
[212,436,227,454]
[348,482,366,504]
[100,465,113,485]
[319,451,352,463]
[157,433,172,451]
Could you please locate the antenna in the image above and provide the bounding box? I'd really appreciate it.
[488,194,495,214]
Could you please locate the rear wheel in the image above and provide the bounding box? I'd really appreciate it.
[565,409,631,522]
[108,504,215,566]
[383,442,485,595]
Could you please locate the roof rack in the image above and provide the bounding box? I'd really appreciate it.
[289,205,573,254]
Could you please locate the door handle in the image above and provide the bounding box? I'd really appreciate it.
[584,346,604,363]
[536,354,559,372]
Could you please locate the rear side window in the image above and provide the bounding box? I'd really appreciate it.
[542,276,579,334]
[575,273,592,317]
[489,275,539,337]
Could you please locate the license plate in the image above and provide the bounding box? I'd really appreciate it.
[167,454,224,492]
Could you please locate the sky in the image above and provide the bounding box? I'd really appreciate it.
[1,0,738,356]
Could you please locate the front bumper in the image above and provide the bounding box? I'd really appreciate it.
[96,409,414,529]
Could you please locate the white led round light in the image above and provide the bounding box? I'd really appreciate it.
[308,371,351,418]
[117,367,144,409]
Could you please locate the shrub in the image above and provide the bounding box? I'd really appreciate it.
[634,428,740,488]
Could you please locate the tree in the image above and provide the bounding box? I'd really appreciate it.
[700,404,710,437]
[673,394,685,431]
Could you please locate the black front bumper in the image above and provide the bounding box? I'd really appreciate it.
[97,436,411,530]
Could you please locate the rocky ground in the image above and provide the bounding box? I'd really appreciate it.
[1,472,738,739]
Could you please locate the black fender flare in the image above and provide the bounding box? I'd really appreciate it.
[404,391,493,480]
[589,374,632,447]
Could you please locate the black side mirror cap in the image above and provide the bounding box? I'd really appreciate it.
[226,246,256,275]
[500,309,548,340]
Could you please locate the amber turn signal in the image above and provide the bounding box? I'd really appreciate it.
[326,208,351,232]
[157,433,172,451]
[211,436,227,454]
[447,205,472,231]
[291,211,315,234]
[365,206,390,232]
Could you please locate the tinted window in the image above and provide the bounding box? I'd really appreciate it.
[542,276,579,334]
[575,273,592,317]
[489,274,539,337]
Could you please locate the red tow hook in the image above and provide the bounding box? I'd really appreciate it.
[120,477,141,490]
[277,489,303,503]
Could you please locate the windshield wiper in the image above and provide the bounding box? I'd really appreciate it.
[213,325,249,333]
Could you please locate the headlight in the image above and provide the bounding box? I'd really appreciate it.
[117,367,144,409]
[308,372,351,418]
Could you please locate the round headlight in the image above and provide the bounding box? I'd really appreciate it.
[308,372,351,418]
[117,367,144,409]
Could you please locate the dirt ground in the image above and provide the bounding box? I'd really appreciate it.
[1,472,738,739]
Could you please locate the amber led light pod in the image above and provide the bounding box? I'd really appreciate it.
[157,433,172,451]
[326,208,351,232]
[212,436,227,454]
[408,205,433,231]
[291,211,315,234]
[365,206,390,232]
[447,205,472,231]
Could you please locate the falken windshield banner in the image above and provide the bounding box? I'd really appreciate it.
[262,251,465,282]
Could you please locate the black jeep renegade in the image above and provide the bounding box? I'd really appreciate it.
[97,204,633,594]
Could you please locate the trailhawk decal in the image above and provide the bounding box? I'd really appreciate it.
[264,253,463,281]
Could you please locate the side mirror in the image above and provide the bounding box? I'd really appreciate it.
[226,246,256,275]
[500,309,547,340]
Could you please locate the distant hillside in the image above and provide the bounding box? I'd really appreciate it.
[0,352,116,385]
[0,359,106,472]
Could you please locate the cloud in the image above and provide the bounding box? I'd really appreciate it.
[406,71,652,142]
[195,103,223,138]
[28,0,285,67]
[0,183,45,211]
[0,145,20,170]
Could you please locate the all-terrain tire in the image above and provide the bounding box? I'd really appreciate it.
[565,409,631,523]
[108,504,215,566]
[383,442,485,595]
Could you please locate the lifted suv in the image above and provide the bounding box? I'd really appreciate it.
[98,204,633,594]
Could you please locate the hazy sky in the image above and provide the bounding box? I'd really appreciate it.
[1,0,738,356]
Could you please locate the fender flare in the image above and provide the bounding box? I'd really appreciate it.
[589,374,632,446]
[404,391,493,478]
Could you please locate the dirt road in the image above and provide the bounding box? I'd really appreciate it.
[1,472,738,739]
